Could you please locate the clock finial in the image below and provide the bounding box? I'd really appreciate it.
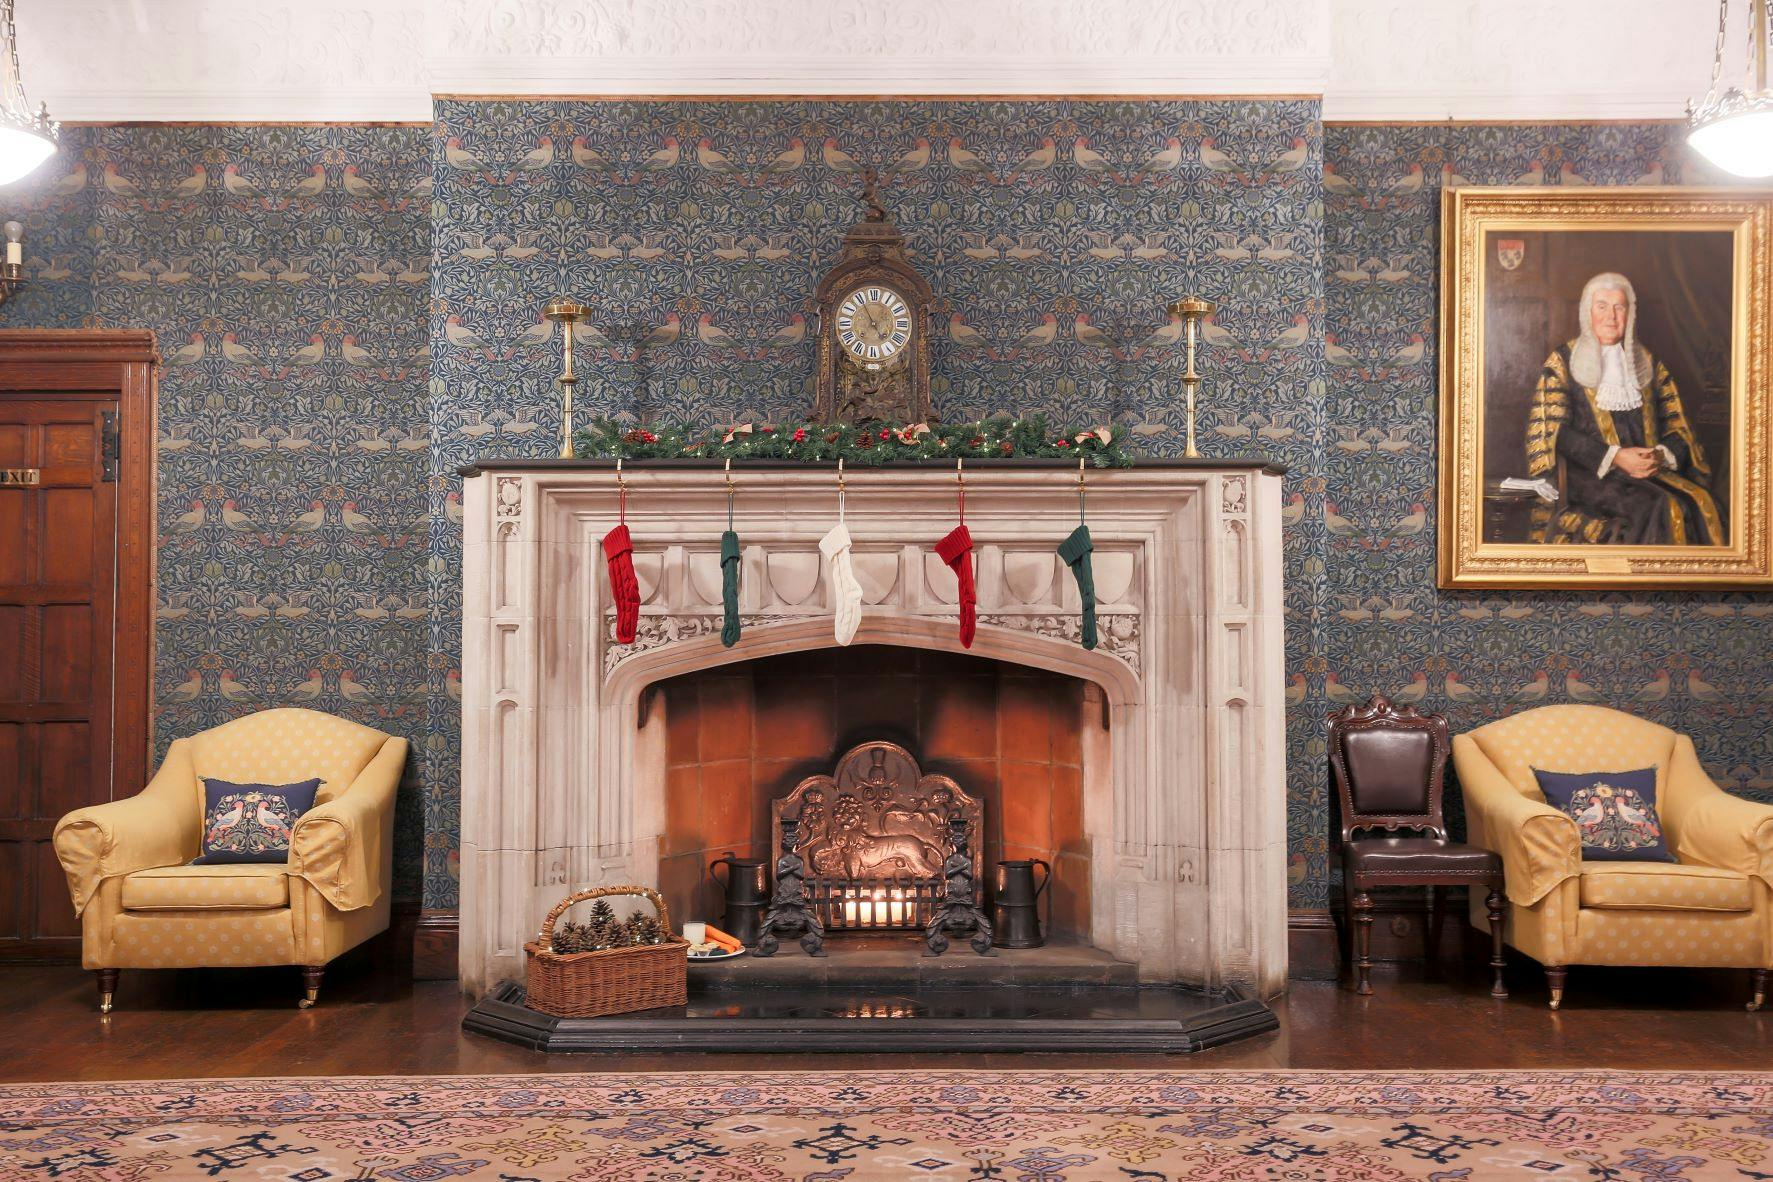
[859,167,888,223]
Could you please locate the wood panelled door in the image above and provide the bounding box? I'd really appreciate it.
[0,332,156,961]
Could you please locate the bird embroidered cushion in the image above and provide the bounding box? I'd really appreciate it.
[192,777,321,864]
[1532,766,1676,863]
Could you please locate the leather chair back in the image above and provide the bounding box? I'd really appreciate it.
[1329,694,1449,842]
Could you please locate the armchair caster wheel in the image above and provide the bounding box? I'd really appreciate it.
[95,969,118,1015]
[299,966,323,1009]
[1548,993,1562,1011]
[1546,967,1566,1011]
[1751,970,1767,1012]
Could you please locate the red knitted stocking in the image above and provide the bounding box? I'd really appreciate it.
[935,524,976,648]
[603,523,640,644]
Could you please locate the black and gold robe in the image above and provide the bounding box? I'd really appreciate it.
[1524,343,1725,545]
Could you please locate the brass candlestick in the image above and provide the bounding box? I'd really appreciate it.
[1167,295,1216,458]
[542,297,590,458]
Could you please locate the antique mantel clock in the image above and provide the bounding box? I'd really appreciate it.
[814,170,934,423]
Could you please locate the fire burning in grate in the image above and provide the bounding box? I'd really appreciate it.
[815,880,939,930]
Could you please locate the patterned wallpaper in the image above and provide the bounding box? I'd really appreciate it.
[1318,124,1772,907]
[5,108,1766,921]
[427,98,1326,909]
[1,125,434,900]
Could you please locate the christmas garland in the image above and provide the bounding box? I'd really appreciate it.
[572,415,1135,467]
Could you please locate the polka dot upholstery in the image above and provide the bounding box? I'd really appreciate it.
[120,864,290,912]
[1575,905,1764,968]
[1457,704,1773,980]
[57,708,404,983]
[1579,861,1752,913]
[108,906,296,969]
[187,708,390,810]
[1466,705,1677,803]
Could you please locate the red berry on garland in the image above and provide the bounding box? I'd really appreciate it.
[793,428,807,442]
[1056,439,1070,448]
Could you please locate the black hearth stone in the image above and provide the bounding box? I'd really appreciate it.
[462,980,1278,1053]
[688,934,1137,990]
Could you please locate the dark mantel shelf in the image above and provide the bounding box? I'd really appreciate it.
[458,455,1288,478]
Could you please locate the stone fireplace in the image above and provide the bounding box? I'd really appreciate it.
[458,459,1288,999]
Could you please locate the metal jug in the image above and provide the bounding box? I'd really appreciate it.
[992,858,1051,949]
[710,851,770,946]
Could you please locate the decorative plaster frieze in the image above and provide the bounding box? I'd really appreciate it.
[20,0,1723,119]
[1326,0,1718,121]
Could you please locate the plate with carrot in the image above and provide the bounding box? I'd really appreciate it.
[685,924,747,961]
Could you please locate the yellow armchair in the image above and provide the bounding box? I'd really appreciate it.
[1457,704,1773,1010]
[53,708,406,1012]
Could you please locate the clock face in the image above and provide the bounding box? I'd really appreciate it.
[834,285,912,366]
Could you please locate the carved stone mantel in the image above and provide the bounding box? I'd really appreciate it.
[458,459,1289,997]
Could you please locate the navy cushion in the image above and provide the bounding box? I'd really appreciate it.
[192,777,321,864]
[1533,766,1676,863]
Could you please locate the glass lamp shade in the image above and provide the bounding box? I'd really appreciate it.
[1689,103,1773,177]
[0,122,54,187]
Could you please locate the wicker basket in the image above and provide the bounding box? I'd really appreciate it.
[523,885,688,1018]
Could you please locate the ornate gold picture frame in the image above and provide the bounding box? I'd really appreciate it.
[1439,186,1773,588]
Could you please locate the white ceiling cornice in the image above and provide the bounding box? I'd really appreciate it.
[15,0,1730,122]
[1325,0,1721,122]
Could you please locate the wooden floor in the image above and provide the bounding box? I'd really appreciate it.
[1,950,1768,1082]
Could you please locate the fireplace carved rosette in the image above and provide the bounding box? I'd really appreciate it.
[459,461,1288,998]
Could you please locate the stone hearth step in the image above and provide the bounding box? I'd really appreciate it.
[685,934,1138,990]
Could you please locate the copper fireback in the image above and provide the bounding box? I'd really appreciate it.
[771,741,982,890]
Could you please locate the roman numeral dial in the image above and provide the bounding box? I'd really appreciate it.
[833,285,913,365]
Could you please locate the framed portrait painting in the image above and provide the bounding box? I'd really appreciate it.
[1438,187,1773,588]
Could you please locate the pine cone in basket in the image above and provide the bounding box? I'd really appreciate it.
[625,913,664,945]
[550,920,588,954]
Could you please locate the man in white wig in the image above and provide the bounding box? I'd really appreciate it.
[1524,271,1725,545]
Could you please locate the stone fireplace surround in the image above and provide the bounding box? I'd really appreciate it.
[458,458,1288,1000]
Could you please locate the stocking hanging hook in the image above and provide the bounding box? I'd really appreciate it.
[616,455,626,524]
[1077,453,1086,525]
[837,456,846,520]
[724,457,734,529]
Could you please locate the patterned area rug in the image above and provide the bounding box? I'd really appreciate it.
[3,1070,1772,1180]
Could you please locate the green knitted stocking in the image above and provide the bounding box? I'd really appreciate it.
[1058,523,1097,651]
[720,529,741,648]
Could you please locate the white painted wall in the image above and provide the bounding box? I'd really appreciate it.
[16,0,1733,122]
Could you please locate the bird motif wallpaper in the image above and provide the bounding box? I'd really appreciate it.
[3,104,1768,919]
[426,98,1327,909]
[1,124,434,898]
